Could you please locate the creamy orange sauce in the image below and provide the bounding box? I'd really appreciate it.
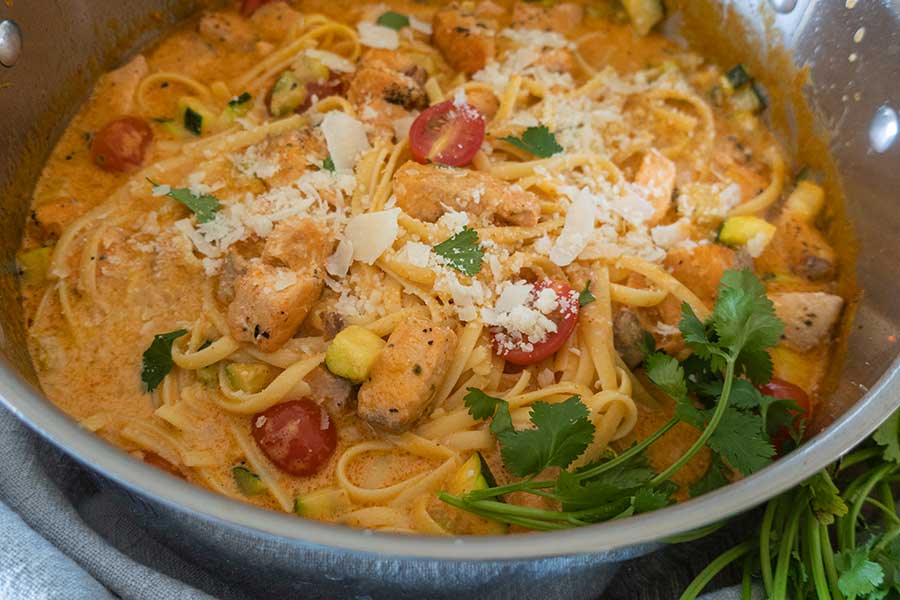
[19,0,847,533]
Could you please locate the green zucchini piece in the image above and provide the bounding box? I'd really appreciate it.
[233,466,266,496]
[621,0,664,36]
[294,488,351,520]
[224,363,277,393]
[177,97,215,136]
[17,247,52,284]
[730,82,767,114]
[784,180,825,223]
[269,72,307,117]
[445,452,507,534]
[196,364,218,387]
[717,216,776,247]
[324,325,386,383]
[722,64,751,91]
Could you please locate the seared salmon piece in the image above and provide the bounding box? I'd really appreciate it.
[347,50,428,110]
[96,55,149,115]
[433,5,497,74]
[198,11,256,49]
[634,149,676,226]
[249,2,303,42]
[757,216,836,282]
[357,317,457,432]
[227,216,332,352]
[249,128,327,187]
[392,161,541,226]
[510,2,583,34]
[771,292,843,351]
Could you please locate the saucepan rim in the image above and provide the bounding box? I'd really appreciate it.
[1,351,897,560]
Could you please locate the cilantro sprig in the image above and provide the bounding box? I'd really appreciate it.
[376,11,410,30]
[501,125,563,158]
[433,227,484,276]
[578,280,596,306]
[439,269,786,530]
[141,329,187,392]
[148,179,221,223]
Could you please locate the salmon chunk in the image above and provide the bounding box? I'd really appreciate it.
[634,149,676,226]
[511,2,583,34]
[757,216,836,282]
[227,217,332,352]
[249,2,303,42]
[433,5,497,74]
[771,292,843,351]
[357,317,458,432]
[198,11,256,49]
[96,55,149,115]
[249,128,327,187]
[393,161,541,226]
[348,49,428,110]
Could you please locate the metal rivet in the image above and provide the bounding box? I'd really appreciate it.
[0,20,22,68]
[870,106,899,153]
[769,0,798,13]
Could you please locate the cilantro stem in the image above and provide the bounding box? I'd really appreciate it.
[805,509,831,600]
[740,554,753,600]
[662,519,727,544]
[464,478,554,502]
[772,489,808,600]
[863,497,900,526]
[678,540,754,600]
[577,417,679,482]
[651,360,736,486]
[759,494,779,596]
[837,447,883,471]
[819,521,844,600]
[438,493,573,530]
[838,462,894,549]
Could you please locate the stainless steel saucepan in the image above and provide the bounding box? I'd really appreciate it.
[0,1,898,598]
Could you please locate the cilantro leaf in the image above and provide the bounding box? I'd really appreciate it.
[578,280,596,306]
[148,179,221,224]
[689,453,731,497]
[556,453,656,512]
[490,398,514,437]
[501,125,563,158]
[632,481,678,514]
[711,270,783,384]
[644,350,687,402]
[322,155,335,172]
[464,387,504,421]
[433,227,484,275]
[707,406,775,475]
[803,471,848,525]
[873,411,900,464]
[376,11,410,30]
[228,92,252,107]
[141,329,188,392]
[497,396,595,477]
[679,302,727,373]
[836,543,885,600]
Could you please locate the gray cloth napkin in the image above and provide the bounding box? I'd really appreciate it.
[0,403,754,599]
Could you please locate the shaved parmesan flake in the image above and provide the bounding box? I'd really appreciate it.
[409,15,432,35]
[392,113,417,141]
[303,49,355,73]
[345,208,400,264]
[398,241,431,267]
[651,218,692,249]
[357,22,399,50]
[550,190,596,266]
[326,239,354,277]
[321,111,371,171]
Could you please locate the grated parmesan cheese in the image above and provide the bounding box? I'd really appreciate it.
[550,188,596,266]
[303,49,356,73]
[357,22,399,50]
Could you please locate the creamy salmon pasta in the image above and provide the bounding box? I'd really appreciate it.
[19,0,848,533]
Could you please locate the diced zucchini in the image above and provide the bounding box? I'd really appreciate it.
[178,97,216,136]
[17,246,52,284]
[444,452,506,534]
[196,364,218,387]
[269,72,308,117]
[770,346,817,394]
[718,216,776,247]
[721,64,751,92]
[294,54,330,83]
[621,0,664,35]
[224,362,277,393]
[784,181,825,223]
[219,92,253,127]
[151,117,186,138]
[233,466,266,496]
[730,83,766,114]
[293,488,351,520]
[324,325,386,383]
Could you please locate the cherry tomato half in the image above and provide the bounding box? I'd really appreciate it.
[298,77,347,114]
[409,99,485,167]
[91,116,153,173]
[251,399,337,476]
[240,0,276,17]
[492,280,580,366]
[756,378,811,452]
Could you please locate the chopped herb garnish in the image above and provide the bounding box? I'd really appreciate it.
[322,156,335,172]
[433,227,484,276]
[228,92,252,107]
[148,178,221,224]
[376,11,410,30]
[141,329,188,392]
[232,466,266,496]
[501,125,563,158]
[152,117,173,124]
[183,106,203,135]
[578,280,596,306]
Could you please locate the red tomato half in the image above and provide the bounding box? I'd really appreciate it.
[409,99,485,167]
[492,280,580,366]
[298,77,346,113]
[240,0,276,17]
[251,399,337,476]
[756,378,811,451]
[91,116,153,172]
